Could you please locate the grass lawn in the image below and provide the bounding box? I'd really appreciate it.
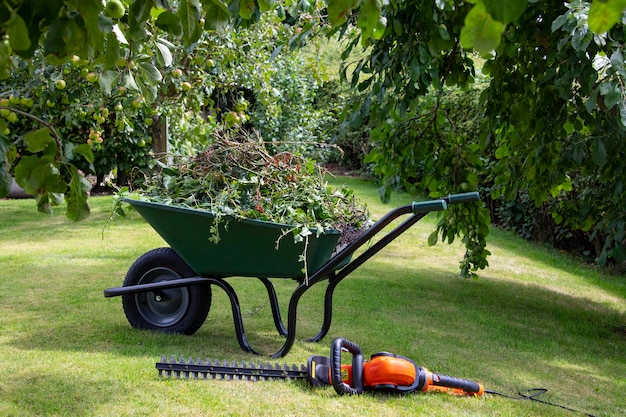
[0,177,624,416]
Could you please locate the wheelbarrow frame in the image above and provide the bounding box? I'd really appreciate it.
[104,192,479,357]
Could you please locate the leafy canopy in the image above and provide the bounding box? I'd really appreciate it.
[334,0,626,274]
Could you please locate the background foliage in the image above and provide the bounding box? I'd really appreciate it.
[334,0,626,274]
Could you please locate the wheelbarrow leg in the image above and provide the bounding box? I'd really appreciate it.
[307,212,430,344]
[306,255,370,343]
[257,277,287,337]
[306,272,339,343]
[270,285,304,358]
[270,202,456,357]
[204,277,260,355]
[269,271,331,358]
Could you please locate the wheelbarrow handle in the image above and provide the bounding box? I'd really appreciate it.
[446,191,480,205]
[411,200,447,213]
[411,192,480,214]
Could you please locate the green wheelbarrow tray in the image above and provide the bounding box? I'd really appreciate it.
[123,198,343,279]
[104,192,480,358]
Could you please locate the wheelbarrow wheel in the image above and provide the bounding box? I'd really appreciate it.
[122,247,211,335]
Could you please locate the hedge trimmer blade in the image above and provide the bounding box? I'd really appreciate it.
[156,355,308,381]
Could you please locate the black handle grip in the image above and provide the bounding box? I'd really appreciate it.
[430,372,483,394]
[411,200,447,214]
[330,337,364,395]
[446,192,480,204]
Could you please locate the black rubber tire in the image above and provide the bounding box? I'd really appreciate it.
[122,247,211,335]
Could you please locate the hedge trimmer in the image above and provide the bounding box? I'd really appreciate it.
[157,337,484,396]
[157,337,596,416]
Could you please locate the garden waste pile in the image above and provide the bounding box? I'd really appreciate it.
[125,130,371,253]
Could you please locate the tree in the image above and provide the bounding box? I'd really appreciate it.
[336,0,626,274]
[0,0,339,219]
[484,1,626,269]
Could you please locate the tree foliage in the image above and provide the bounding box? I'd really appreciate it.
[336,0,626,274]
[0,0,328,220]
[484,1,626,268]
[336,0,491,277]
[2,54,155,187]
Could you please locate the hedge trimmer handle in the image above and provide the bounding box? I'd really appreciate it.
[424,371,484,396]
[330,337,364,395]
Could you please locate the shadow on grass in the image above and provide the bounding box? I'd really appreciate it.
[353,262,624,348]
[5,274,329,361]
[3,261,625,416]
[487,227,626,298]
[346,268,623,389]
[7,311,303,360]
[8,261,624,366]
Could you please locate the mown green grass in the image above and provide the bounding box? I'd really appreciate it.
[0,177,624,417]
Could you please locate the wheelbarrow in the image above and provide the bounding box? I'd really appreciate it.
[104,192,480,357]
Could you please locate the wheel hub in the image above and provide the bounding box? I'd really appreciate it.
[136,267,190,328]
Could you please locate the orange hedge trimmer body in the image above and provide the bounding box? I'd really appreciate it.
[307,337,484,396]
